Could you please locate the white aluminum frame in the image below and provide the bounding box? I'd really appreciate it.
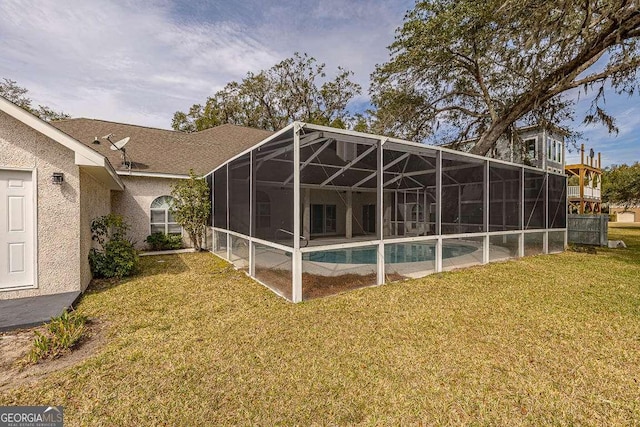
[207,121,568,302]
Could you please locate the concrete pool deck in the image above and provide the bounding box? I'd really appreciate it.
[221,240,515,279]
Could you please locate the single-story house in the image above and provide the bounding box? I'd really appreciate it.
[1,93,567,308]
[51,117,272,249]
[0,94,270,302]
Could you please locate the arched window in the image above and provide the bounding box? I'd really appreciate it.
[150,196,181,235]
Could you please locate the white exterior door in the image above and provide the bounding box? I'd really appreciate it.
[0,169,35,290]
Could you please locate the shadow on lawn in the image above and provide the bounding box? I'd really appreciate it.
[136,254,191,278]
[85,254,190,296]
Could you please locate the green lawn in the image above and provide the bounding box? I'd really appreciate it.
[1,226,639,425]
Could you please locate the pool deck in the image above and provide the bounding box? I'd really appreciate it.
[305,235,378,247]
[244,239,509,279]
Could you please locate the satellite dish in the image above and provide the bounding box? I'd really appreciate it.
[109,137,130,151]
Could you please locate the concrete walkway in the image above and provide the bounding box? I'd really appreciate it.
[139,248,196,256]
[0,291,80,332]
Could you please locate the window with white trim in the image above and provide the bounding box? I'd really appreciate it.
[150,196,181,235]
[525,138,536,160]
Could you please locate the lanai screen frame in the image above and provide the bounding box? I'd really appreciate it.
[206,122,567,302]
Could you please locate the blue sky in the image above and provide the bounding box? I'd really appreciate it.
[0,0,637,167]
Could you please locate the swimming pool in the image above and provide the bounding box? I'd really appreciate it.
[303,242,477,264]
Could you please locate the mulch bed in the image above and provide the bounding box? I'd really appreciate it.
[255,268,406,300]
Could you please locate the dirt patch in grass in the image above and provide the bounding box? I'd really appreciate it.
[0,330,33,371]
[0,319,108,392]
[303,272,408,299]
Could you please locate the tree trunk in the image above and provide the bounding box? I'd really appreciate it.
[189,231,200,251]
[470,97,535,156]
[469,12,640,156]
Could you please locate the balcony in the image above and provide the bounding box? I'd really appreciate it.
[568,185,601,200]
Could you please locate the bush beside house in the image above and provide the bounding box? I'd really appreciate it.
[144,232,183,251]
[89,214,138,278]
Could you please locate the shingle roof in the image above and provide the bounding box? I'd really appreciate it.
[0,97,124,190]
[51,119,274,175]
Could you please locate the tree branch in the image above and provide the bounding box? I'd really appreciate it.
[470,11,640,156]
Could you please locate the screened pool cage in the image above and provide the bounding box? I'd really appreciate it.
[205,122,567,302]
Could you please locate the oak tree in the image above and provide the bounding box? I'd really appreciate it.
[371,0,640,154]
[172,53,361,132]
[603,162,640,207]
[0,78,70,121]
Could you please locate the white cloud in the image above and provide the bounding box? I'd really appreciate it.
[2,0,637,166]
[0,0,409,129]
[0,0,411,127]
[0,0,285,128]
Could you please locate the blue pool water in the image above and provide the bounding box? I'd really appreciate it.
[303,243,476,264]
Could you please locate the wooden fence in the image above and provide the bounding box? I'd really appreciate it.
[567,214,608,246]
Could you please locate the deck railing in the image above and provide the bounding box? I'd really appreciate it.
[568,186,601,199]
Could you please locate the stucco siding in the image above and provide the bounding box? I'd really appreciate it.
[0,111,81,299]
[79,170,111,290]
[112,176,189,249]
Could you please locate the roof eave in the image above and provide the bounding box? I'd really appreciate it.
[116,170,190,179]
[1,96,123,190]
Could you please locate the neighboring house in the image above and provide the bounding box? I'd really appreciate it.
[610,205,640,222]
[0,94,270,302]
[565,144,602,214]
[452,124,567,173]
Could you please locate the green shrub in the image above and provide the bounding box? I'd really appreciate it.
[171,170,211,251]
[90,239,138,278]
[144,232,183,251]
[27,309,87,363]
[89,214,139,278]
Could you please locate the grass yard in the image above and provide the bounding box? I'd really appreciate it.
[1,225,639,425]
